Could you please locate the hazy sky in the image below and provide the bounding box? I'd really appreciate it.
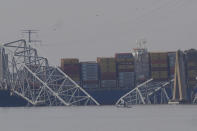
[0,0,196,65]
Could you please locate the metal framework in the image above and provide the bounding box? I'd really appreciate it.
[116,79,174,106]
[193,96,197,104]
[2,39,100,106]
[193,82,197,104]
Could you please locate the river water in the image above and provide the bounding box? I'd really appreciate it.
[0,105,196,131]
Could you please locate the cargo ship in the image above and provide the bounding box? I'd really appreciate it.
[0,89,27,107]
[59,48,197,105]
[0,46,197,106]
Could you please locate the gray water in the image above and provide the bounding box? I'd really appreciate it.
[0,105,196,131]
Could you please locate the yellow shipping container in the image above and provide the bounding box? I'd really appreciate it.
[151,72,160,79]
[72,78,80,81]
[70,74,80,78]
[150,53,168,70]
[118,64,134,70]
[70,75,80,81]
[150,52,168,61]
[160,71,168,78]
[151,64,168,68]
[188,61,197,67]
[151,71,168,79]
[188,70,197,78]
[149,52,159,57]
[160,53,168,57]
[99,63,116,67]
[150,56,160,60]
[151,64,160,68]
[100,63,116,67]
[159,64,168,68]
[188,80,197,86]
[100,68,116,73]
[61,58,79,67]
[98,57,116,73]
[97,57,115,63]
[100,64,116,73]
[151,57,167,61]
[116,58,134,63]
[100,62,116,65]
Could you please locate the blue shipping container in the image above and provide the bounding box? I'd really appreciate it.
[118,72,135,88]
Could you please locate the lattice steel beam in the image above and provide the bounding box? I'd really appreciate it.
[116,79,173,106]
[3,39,100,106]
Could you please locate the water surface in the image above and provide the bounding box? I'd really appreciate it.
[0,105,196,131]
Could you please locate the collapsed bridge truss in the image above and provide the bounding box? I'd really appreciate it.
[116,79,174,106]
[2,39,100,106]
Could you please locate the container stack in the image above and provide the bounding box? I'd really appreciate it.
[149,52,169,81]
[60,58,81,85]
[185,49,197,88]
[168,52,176,79]
[81,62,99,88]
[97,57,117,88]
[0,48,6,81]
[115,53,135,88]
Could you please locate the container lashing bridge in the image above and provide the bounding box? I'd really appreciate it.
[1,39,100,106]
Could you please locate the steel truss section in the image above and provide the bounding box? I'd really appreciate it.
[193,98,197,104]
[193,95,197,104]
[192,82,197,104]
[3,39,100,106]
[116,79,174,106]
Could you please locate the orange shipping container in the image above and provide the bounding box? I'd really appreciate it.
[61,58,79,69]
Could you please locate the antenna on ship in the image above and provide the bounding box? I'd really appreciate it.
[136,38,147,50]
[21,29,42,46]
[134,38,147,56]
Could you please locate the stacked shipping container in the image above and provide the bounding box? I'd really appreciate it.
[186,49,197,89]
[81,62,99,88]
[60,50,197,89]
[97,57,117,88]
[149,52,169,81]
[115,53,135,88]
[168,52,176,79]
[60,58,81,85]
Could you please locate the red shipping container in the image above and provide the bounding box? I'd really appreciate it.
[170,67,175,74]
[63,64,79,70]
[151,67,168,71]
[118,69,134,72]
[63,64,80,74]
[64,70,80,75]
[188,66,197,70]
[63,69,79,74]
[151,60,167,65]
[100,72,116,80]
[83,80,99,84]
[115,53,133,58]
[188,77,197,81]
